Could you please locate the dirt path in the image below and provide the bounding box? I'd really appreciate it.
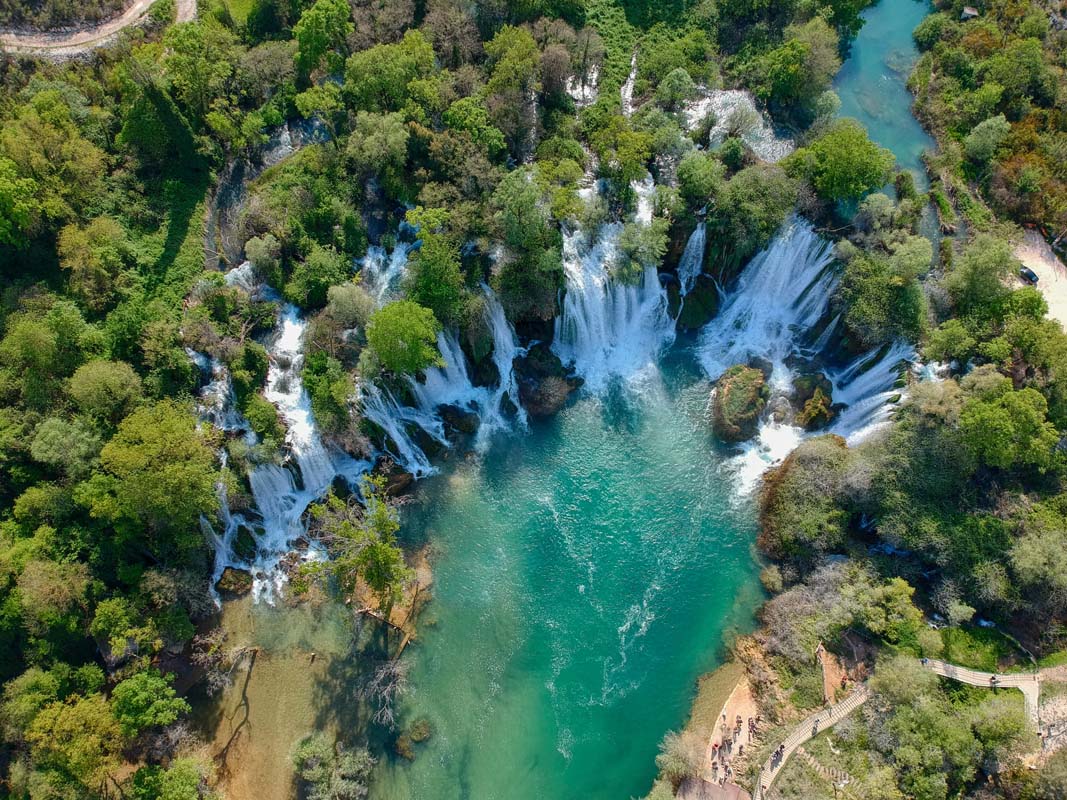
[0,0,195,57]
[1015,230,1067,330]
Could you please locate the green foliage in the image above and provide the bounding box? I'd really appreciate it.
[110,669,189,738]
[959,383,1058,472]
[25,693,122,790]
[785,118,894,201]
[963,114,1010,163]
[405,234,466,325]
[344,30,435,112]
[305,477,414,614]
[0,157,39,247]
[347,112,411,199]
[89,400,219,559]
[302,352,354,433]
[365,301,442,375]
[133,758,214,800]
[294,0,353,75]
[285,244,351,310]
[293,733,375,800]
[839,235,930,347]
[707,164,797,275]
[676,151,724,207]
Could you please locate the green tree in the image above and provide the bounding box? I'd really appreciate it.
[285,244,350,310]
[656,67,697,111]
[294,0,352,75]
[404,234,466,325]
[89,400,219,557]
[960,384,1058,471]
[443,97,506,159]
[57,218,132,313]
[305,478,414,615]
[110,670,189,738]
[676,151,724,207]
[26,694,122,790]
[344,30,435,112]
[68,360,143,424]
[785,118,894,202]
[964,114,1010,163]
[346,111,410,199]
[30,418,101,479]
[0,157,39,246]
[365,301,442,375]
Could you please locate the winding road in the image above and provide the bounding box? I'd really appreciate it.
[0,0,195,57]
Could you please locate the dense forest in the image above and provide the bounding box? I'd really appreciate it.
[1,0,1067,798]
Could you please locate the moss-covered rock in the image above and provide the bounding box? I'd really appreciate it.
[793,372,835,430]
[674,274,720,331]
[711,365,769,442]
[515,343,582,417]
[758,435,851,562]
[216,567,253,596]
[233,524,258,562]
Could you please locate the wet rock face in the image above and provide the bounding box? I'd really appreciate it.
[373,456,414,497]
[674,275,720,330]
[233,524,258,562]
[438,403,480,436]
[514,343,583,417]
[711,364,769,442]
[216,567,253,596]
[792,372,835,430]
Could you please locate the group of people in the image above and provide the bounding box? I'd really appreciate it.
[709,713,763,787]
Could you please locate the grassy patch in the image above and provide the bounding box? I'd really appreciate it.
[1039,649,1067,669]
[223,0,254,25]
[940,625,1016,672]
[684,659,744,742]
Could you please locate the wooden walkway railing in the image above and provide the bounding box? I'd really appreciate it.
[749,657,1043,800]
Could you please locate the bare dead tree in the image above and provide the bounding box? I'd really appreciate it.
[360,659,409,729]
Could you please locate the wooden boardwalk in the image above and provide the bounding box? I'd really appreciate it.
[750,685,870,800]
[749,657,1044,800]
[919,658,1041,727]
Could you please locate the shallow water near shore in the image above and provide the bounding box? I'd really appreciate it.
[370,347,763,800]
[834,0,936,189]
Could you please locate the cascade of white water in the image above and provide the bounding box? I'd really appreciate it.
[682,90,795,163]
[677,222,707,297]
[553,226,675,392]
[828,341,915,444]
[264,304,337,494]
[699,220,837,389]
[700,221,916,492]
[567,63,599,108]
[480,285,528,444]
[620,53,638,116]
[553,176,675,392]
[360,241,415,306]
[359,382,442,479]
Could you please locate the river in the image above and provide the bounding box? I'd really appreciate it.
[834,0,936,190]
[196,2,934,798]
[371,350,762,799]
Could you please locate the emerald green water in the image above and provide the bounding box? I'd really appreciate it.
[372,348,762,800]
[834,0,935,189]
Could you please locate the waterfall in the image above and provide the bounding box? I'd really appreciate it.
[264,304,337,495]
[367,286,526,467]
[699,220,837,389]
[480,285,528,443]
[699,221,915,492]
[553,225,674,392]
[677,222,707,297]
[360,241,415,306]
[828,341,914,444]
[620,53,638,116]
[567,63,599,108]
[359,382,442,479]
[682,89,795,163]
[553,174,674,393]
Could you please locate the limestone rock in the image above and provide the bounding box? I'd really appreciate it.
[216,567,253,596]
[711,365,769,442]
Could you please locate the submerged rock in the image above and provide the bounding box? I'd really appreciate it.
[438,403,480,436]
[216,567,253,596]
[711,365,769,442]
[515,343,582,417]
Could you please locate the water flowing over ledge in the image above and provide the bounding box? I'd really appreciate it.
[684,90,796,163]
[699,220,915,493]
